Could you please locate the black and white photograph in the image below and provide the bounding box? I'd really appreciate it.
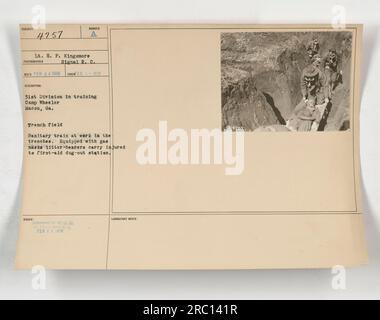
[221,31,353,132]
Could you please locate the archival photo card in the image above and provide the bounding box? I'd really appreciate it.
[16,25,366,269]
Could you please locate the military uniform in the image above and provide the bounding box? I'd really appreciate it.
[306,39,320,59]
[323,50,341,94]
[296,104,320,131]
[287,64,328,131]
[300,64,328,104]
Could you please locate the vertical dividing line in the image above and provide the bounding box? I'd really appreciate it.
[106,26,113,269]
[353,27,358,212]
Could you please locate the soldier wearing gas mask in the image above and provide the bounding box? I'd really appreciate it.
[287,54,330,131]
[323,49,342,95]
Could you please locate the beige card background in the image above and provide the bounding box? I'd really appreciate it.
[16,24,367,269]
[111,28,357,213]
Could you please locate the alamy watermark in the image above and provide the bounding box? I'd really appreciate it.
[331,265,346,290]
[31,5,46,30]
[331,5,347,29]
[136,121,245,175]
[31,265,46,290]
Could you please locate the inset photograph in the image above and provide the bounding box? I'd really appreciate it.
[221,31,353,132]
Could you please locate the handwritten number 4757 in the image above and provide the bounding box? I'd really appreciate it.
[36,30,63,40]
